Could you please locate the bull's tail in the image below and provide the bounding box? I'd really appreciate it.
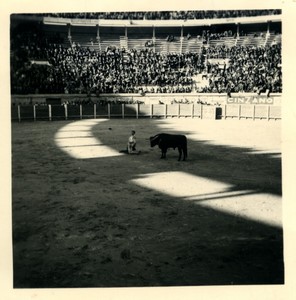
[183,136,188,160]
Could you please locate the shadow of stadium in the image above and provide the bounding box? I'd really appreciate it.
[12,119,283,288]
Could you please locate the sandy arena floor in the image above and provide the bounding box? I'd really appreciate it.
[11,118,283,287]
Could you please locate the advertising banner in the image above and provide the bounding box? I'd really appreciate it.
[227,96,274,105]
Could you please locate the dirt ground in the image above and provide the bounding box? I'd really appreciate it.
[11,118,284,288]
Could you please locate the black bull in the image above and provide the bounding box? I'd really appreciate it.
[149,133,188,161]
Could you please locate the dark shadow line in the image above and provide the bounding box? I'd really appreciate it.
[188,190,270,203]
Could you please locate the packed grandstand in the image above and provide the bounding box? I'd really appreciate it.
[23,10,281,20]
[10,10,282,96]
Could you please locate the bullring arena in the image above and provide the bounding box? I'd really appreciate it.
[9,8,284,289]
[12,116,283,287]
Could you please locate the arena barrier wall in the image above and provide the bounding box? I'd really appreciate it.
[219,104,281,120]
[11,103,280,122]
[11,92,282,106]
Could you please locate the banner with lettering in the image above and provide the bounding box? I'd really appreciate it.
[227,96,274,105]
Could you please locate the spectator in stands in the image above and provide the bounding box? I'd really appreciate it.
[145,40,154,47]
[166,35,175,42]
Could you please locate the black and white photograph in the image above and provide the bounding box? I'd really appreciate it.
[1,0,296,299]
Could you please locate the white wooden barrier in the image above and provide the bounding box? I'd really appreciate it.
[11,103,281,122]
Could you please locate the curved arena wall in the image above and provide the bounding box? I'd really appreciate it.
[11,93,281,122]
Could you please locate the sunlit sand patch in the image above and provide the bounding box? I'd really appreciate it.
[55,130,93,138]
[154,118,281,156]
[54,119,123,159]
[131,171,282,227]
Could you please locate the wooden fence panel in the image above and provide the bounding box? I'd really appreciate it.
[254,106,268,119]
[109,104,122,117]
[202,106,216,119]
[67,105,81,119]
[166,104,179,117]
[124,104,137,117]
[152,104,165,117]
[82,104,95,118]
[51,105,66,120]
[269,106,281,120]
[138,104,151,117]
[11,106,19,121]
[179,104,192,117]
[193,104,202,118]
[240,105,254,119]
[225,105,240,118]
[17,105,33,120]
[95,104,109,117]
[35,105,49,120]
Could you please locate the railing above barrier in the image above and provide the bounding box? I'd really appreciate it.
[11,92,282,106]
[11,103,281,122]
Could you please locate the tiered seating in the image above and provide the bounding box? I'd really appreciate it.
[165,40,181,54]
[265,32,282,47]
[181,38,203,54]
[154,39,164,53]
[72,36,126,52]
[71,33,100,51]
[99,37,121,51]
[127,38,149,50]
[236,33,266,47]
[154,39,181,54]
[273,34,281,45]
[120,36,128,50]
[209,36,237,48]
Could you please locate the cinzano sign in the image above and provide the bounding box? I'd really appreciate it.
[227,97,274,105]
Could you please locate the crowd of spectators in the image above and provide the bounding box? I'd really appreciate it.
[11,28,282,95]
[11,44,203,94]
[37,10,281,20]
[198,30,235,41]
[203,44,282,94]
